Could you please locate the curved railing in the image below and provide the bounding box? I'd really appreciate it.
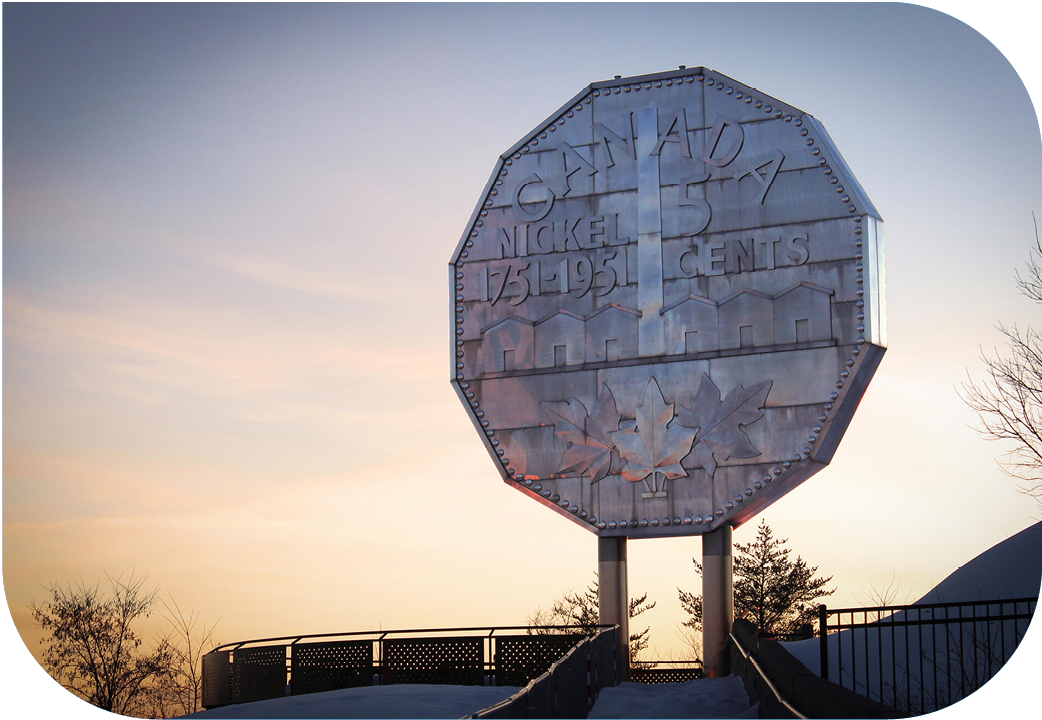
[201,624,614,710]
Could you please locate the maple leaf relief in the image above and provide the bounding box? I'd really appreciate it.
[541,385,621,484]
[608,378,696,492]
[540,374,771,495]
[675,372,772,478]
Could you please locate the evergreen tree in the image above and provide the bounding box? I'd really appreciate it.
[678,520,835,640]
[626,592,656,669]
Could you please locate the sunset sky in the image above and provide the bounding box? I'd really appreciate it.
[3,2,1041,717]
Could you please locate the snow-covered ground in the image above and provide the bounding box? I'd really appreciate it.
[587,676,757,719]
[783,521,1041,713]
[184,684,521,719]
[187,677,758,720]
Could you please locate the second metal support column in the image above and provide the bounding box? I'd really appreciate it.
[702,524,733,678]
[598,536,630,681]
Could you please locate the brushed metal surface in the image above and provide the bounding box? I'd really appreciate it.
[450,68,885,537]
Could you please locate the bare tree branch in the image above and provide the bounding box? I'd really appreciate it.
[144,595,221,717]
[527,573,656,668]
[29,572,216,718]
[960,215,1042,509]
[29,571,174,717]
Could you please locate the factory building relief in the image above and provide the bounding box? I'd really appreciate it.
[480,281,834,374]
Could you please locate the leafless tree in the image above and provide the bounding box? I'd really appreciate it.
[527,573,656,668]
[144,596,220,717]
[961,216,1042,510]
[29,572,174,717]
[857,570,914,623]
[667,622,702,667]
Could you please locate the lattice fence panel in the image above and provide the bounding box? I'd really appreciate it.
[229,645,287,703]
[629,667,703,684]
[494,635,582,687]
[382,637,484,686]
[291,640,374,695]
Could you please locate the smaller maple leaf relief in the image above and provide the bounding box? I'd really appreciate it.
[675,373,773,478]
[541,385,621,484]
[609,378,697,495]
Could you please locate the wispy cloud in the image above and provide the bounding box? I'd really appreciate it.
[3,292,442,398]
[204,251,400,302]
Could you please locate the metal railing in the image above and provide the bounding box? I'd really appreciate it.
[465,626,620,719]
[202,625,612,710]
[818,596,1037,715]
[729,627,806,719]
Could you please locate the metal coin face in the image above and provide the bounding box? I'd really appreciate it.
[450,67,885,538]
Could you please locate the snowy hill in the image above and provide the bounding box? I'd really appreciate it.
[783,521,1041,714]
[914,521,1042,604]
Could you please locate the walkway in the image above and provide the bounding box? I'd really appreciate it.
[589,676,756,719]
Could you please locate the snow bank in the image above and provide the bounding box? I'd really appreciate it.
[786,521,1041,672]
[187,677,758,720]
[782,521,1041,712]
[187,676,762,720]
[184,684,520,719]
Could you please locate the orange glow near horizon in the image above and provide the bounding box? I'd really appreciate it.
[3,3,1041,718]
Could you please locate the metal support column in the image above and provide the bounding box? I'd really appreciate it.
[702,524,733,678]
[598,536,630,681]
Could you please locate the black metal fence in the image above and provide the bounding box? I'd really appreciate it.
[201,625,610,710]
[818,596,1037,715]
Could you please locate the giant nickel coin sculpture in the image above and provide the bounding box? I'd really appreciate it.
[450,67,885,538]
